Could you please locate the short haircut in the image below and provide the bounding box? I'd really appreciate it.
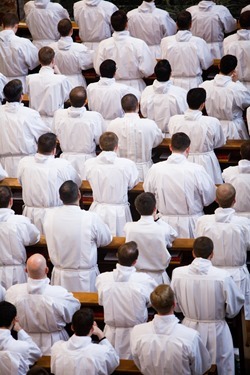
[0,301,16,328]
[3,79,22,102]
[239,11,250,29]
[99,132,118,151]
[121,94,138,112]
[111,10,128,32]
[72,308,94,336]
[117,241,139,266]
[27,366,49,375]
[240,140,250,160]
[69,86,86,108]
[135,192,156,216]
[193,236,213,259]
[58,18,72,36]
[59,180,79,204]
[0,186,12,208]
[2,13,19,28]
[171,132,191,152]
[99,59,116,78]
[150,284,175,315]
[37,133,57,154]
[216,183,236,208]
[187,88,206,110]
[154,59,172,82]
[38,46,55,66]
[220,54,237,75]
[176,11,192,30]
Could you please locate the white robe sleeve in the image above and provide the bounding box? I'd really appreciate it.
[224,276,245,318]
[91,212,112,247]
[189,332,212,375]
[17,329,42,366]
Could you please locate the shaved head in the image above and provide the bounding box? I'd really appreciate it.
[26,254,48,280]
[216,183,236,208]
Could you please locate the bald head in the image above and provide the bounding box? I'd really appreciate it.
[216,183,236,208]
[26,254,48,280]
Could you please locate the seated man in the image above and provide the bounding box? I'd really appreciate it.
[26,46,72,128]
[130,284,211,375]
[51,308,119,374]
[96,241,157,358]
[140,59,188,135]
[0,186,40,289]
[17,133,81,234]
[0,301,42,373]
[168,87,225,184]
[144,132,216,238]
[124,192,177,284]
[44,180,112,292]
[171,236,245,375]
[85,132,139,236]
[5,254,80,355]
[53,86,104,179]
[107,94,163,181]
[0,79,50,177]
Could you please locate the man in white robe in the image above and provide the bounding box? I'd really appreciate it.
[107,94,163,181]
[51,308,119,375]
[5,254,80,355]
[161,10,213,90]
[168,87,225,184]
[200,54,250,139]
[140,59,188,136]
[17,133,81,234]
[24,0,69,49]
[49,18,94,88]
[96,241,157,359]
[0,351,27,375]
[26,46,72,128]
[53,86,104,179]
[94,10,154,92]
[130,284,211,375]
[124,192,177,284]
[0,301,42,374]
[74,0,118,51]
[171,236,245,375]
[144,132,216,238]
[187,0,236,59]
[127,0,176,61]
[0,13,39,93]
[44,180,112,292]
[0,186,40,289]
[0,79,50,177]
[85,132,139,236]
[0,73,7,103]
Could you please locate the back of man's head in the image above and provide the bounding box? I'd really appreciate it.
[58,18,72,37]
[2,13,19,28]
[69,86,87,108]
[121,94,138,113]
[111,10,128,32]
[216,183,236,208]
[135,192,156,216]
[26,254,48,280]
[3,79,23,102]
[239,11,250,29]
[176,11,192,30]
[240,140,250,160]
[171,132,191,152]
[187,88,206,110]
[38,46,55,66]
[59,180,79,205]
[154,59,172,82]
[99,132,118,151]
[220,54,237,75]
[37,133,57,154]
[99,59,116,78]
[193,236,213,259]
[72,308,94,336]
[0,301,16,328]
[117,241,139,266]
[27,366,49,375]
[150,284,175,315]
[0,186,12,209]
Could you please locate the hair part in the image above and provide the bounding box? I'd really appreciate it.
[3,79,23,102]
[150,284,175,315]
[69,86,87,108]
[135,192,156,216]
[72,308,94,336]
[193,236,213,259]
[176,11,192,30]
[57,18,72,36]
[187,88,206,109]
[0,186,12,208]
[171,132,191,152]
[154,59,172,82]
[216,183,236,208]
[117,241,139,266]
[111,10,128,31]
[220,54,237,75]
[38,46,55,66]
[99,59,116,78]
[99,132,118,151]
[37,133,57,154]
[0,301,16,328]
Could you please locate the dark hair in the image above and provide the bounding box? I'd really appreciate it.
[69,86,86,108]
[0,301,17,328]
[154,59,172,82]
[58,18,72,36]
[220,54,237,75]
[171,132,191,152]
[121,94,138,112]
[239,11,250,29]
[0,186,12,208]
[111,10,128,32]
[193,236,213,259]
[150,284,175,314]
[59,180,79,204]
[135,192,156,216]
[38,46,55,66]
[3,79,23,102]
[99,132,118,151]
[37,133,57,154]
[187,88,206,110]
[2,13,19,28]
[176,11,192,30]
[72,308,94,336]
[27,366,49,375]
[100,59,116,78]
[240,140,250,160]
[117,241,139,266]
